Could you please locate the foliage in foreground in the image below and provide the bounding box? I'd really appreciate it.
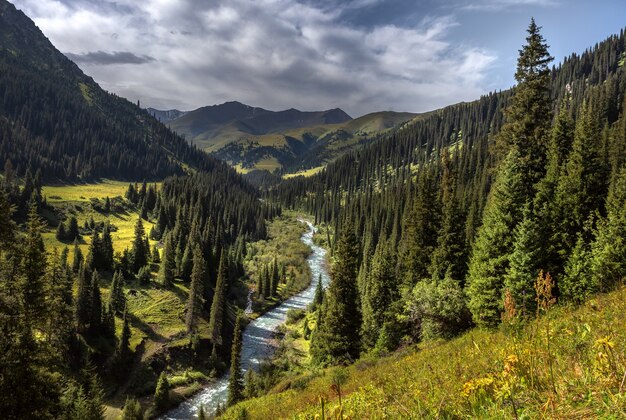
[221,285,626,419]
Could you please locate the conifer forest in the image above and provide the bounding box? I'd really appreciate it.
[2,0,626,418]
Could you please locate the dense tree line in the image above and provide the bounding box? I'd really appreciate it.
[273,22,626,365]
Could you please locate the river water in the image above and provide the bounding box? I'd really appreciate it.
[164,220,329,419]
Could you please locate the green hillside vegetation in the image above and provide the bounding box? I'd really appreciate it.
[214,111,421,174]
[222,284,626,419]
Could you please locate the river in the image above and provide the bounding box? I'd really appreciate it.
[163,220,329,419]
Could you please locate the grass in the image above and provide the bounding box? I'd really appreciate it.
[244,213,311,317]
[283,166,324,179]
[42,180,157,255]
[221,285,626,419]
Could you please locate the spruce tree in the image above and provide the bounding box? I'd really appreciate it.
[361,239,397,350]
[312,274,324,310]
[503,207,542,316]
[227,314,244,407]
[208,250,227,350]
[72,239,83,273]
[561,234,594,303]
[186,245,205,333]
[310,222,361,365]
[75,264,91,334]
[591,166,626,291]
[120,397,143,420]
[89,270,103,334]
[497,18,553,195]
[67,216,80,241]
[158,233,175,287]
[466,149,526,327]
[21,202,47,325]
[131,217,148,273]
[101,222,114,271]
[153,372,170,412]
[116,307,132,367]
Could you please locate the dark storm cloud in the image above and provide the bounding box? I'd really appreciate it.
[65,50,156,65]
[12,0,498,115]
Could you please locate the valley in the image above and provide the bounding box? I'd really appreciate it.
[1,0,626,419]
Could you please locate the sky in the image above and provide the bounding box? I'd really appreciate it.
[11,0,626,117]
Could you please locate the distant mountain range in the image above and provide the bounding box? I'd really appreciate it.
[146,108,187,123]
[148,101,419,174]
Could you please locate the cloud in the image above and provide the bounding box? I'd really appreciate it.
[13,0,498,116]
[65,50,155,65]
[458,0,558,12]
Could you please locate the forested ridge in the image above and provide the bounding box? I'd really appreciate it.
[0,0,227,181]
[268,22,626,359]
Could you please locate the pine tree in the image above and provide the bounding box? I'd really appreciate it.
[312,274,324,310]
[503,206,542,316]
[158,233,175,287]
[75,264,91,334]
[271,256,279,297]
[497,18,553,195]
[591,167,626,292]
[310,222,361,365]
[429,152,467,282]
[116,307,132,366]
[56,222,67,241]
[101,222,114,271]
[72,239,83,273]
[398,172,440,288]
[21,202,47,326]
[131,217,148,273]
[361,239,397,350]
[553,101,608,259]
[179,241,193,281]
[120,397,143,420]
[152,244,160,264]
[561,234,594,303]
[108,270,125,314]
[89,270,103,334]
[466,149,526,328]
[67,216,80,241]
[227,314,244,407]
[186,245,205,333]
[153,372,170,412]
[208,250,227,350]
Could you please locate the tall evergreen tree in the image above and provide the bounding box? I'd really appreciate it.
[75,264,91,334]
[361,239,397,350]
[227,314,244,407]
[591,167,626,291]
[158,233,175,287]
[310,223,361,365]
[21,202,47,326]
[186,245,205,333]
[466,150,526,327]
[208,250,227,350]
[89,270,103,334]
[153,372,170,412]
[503,206,542,316]
[497,18,553,195]
[131,217,148,273]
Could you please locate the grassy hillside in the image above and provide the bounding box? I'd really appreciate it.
[221,286,626,419]
[214,111,422,175]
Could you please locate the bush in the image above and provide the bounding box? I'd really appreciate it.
[286,308,306,325]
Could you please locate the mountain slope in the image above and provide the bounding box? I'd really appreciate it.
[146,108,187,123]
[168,101,352,152]
[0,0,222,181]
[213,110,421,174]
[222,286,626,419]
